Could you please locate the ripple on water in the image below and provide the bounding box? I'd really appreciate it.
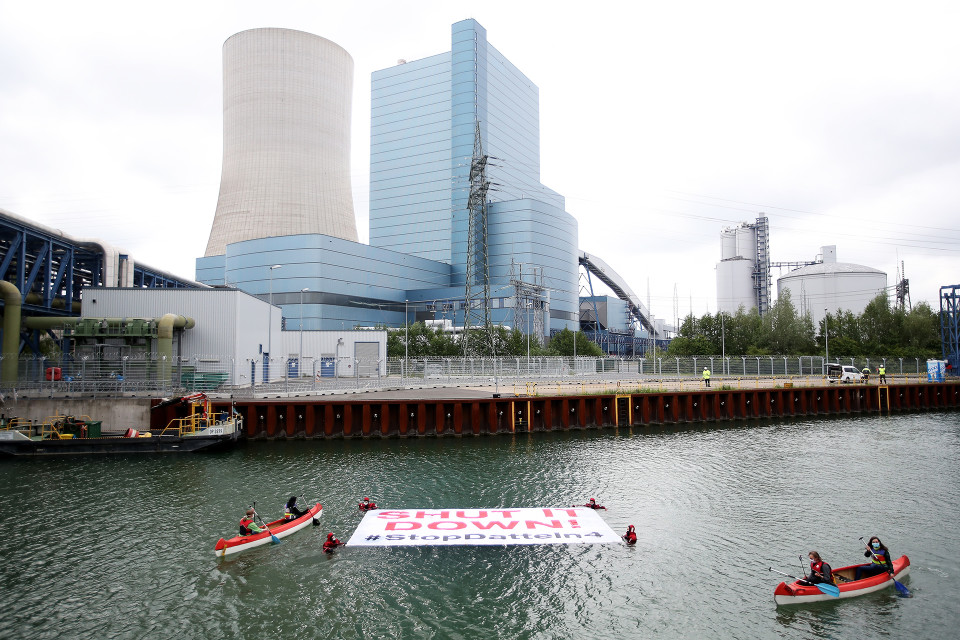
[0,412,957,639]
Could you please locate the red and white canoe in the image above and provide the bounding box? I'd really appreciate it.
[774,555,910,605]
[214,503,322,558]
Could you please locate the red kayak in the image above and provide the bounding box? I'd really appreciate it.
[774,555,910,605]
[214,503,322,558]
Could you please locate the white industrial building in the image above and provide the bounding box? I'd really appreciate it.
[81,288,386,384]
[777,246,887,326]
[715,216,771,315]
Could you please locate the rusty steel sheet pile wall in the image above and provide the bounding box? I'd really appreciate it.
[150,383,960,438]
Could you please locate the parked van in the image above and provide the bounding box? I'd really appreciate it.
[827,363,863,383]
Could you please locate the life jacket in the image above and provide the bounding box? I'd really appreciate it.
[625,531,637,544]
[879,366,886,375]
[811,560,826,575]
[239,517,254,535]
[870,548,888,565]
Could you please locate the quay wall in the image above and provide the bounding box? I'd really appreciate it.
[152,382,960,438]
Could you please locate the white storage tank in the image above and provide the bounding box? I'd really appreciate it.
[777,251,886,326]
[717,258,755,314]
[720,228,737,260]
[735,226,757,260]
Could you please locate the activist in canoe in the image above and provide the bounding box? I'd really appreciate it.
[854,536,895,580]
[799,551,833,585]
[283,496,306,521]
[323,532,344,554]
[574,498,607,510]
[622,525,637,545]
[239,508,265,536]
[358,496,378,511]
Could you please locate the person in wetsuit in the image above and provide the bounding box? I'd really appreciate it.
[323,532,344,554]
[622,525,637,545]
[358,497,378,511]
[580,498,606,510]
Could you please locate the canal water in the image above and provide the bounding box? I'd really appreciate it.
[1,411,957,639]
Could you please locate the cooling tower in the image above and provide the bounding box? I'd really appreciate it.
[204,28,358,257]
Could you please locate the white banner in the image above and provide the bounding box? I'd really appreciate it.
[346,507,621,546]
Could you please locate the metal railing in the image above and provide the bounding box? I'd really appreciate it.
[0,354,942,397]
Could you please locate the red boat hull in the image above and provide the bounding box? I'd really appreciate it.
[214,503,322,557]
[774,555,910,605]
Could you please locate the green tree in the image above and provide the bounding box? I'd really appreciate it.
[900,302,941,357]
[860,292,896,352]
[757,291,816,354]
[546,328,604,357]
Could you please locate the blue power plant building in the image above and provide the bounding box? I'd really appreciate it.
[196,20,579,342]
[196,20,658,351]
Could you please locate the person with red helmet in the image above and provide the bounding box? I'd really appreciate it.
[622,525,637,545]
[323,532,344,554]
[577,498,606,510]
[358,496,378,511]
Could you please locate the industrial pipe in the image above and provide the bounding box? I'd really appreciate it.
[19,314,196,385]
[0,281,22,383]
[158,314,193,382]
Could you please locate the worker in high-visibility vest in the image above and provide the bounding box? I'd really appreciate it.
[878,365,886,384]
[703,367,711,388]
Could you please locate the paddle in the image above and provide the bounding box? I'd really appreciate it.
[769,567,840,598]
[252,503,280,544]
[297,494,321,526]
[859,537,911,597]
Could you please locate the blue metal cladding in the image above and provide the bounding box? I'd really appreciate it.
[370,53,452,263]
[449,20,486,287]
[366,19,580,333]
[488,199,579,332]
[205,234,452,330]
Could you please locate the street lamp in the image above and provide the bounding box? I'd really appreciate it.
[526,300,532,373]
[824,308,829,369]
[267,264,281,381]
[300,287,309,378]
[721,313,726,375]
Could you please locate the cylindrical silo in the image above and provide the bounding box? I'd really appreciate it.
[735,225,757,261]
[777,261,887,326]
[204,28,358,257]
[717,258,755,314]
[720,228,737,260]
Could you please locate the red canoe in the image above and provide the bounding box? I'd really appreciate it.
[774,555,910,605]
[214,503,322,558]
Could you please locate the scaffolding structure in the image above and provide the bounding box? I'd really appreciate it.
[511,260,546,344]
[753,214,772,316]
[896,261,912,312]
[941,284,959,375]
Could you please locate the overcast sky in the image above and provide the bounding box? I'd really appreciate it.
[1,0,957,326]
